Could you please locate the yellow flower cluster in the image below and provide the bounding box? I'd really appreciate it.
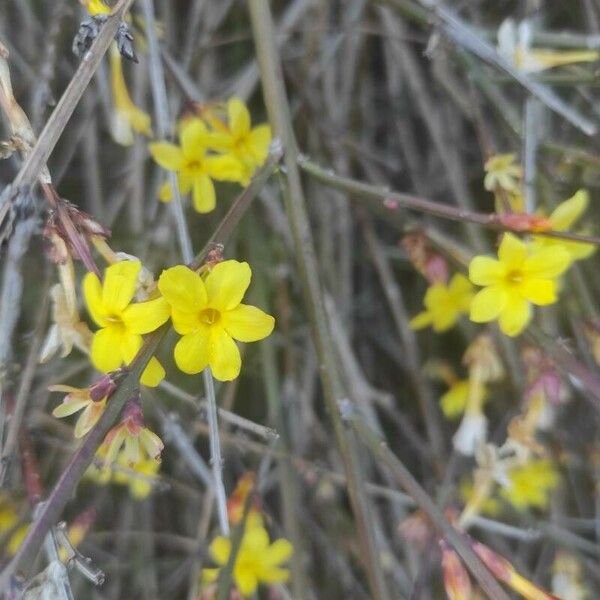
[150,98,271,213]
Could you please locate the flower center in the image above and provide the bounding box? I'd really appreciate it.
[105,315,124,326]
[506,270,523,285]
[199,308,221,325]
[185,159,203,175]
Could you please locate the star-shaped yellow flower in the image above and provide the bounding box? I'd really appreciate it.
[83,260,170,386]
[501,459,558,510]
[410,274,474,333]
[206,97,272,186]
[203,523,292,597]
[469,234,570,336]
[149,118,243,213]
[158,260,275,381]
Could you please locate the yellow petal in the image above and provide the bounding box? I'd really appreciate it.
[158,179,173,203]
[221,304,275,342]
[83,272,109,327]
[263,539,293,566]
[470,286,507,323]
[522,247,570,279]
[235,565,258,596]
[205,154,246,182]
[102,260,141,314]
[498,296,531,336]
[158,266,207,313]
[52,398,89,418]
[149,142,184,171]
[91,327,124,372]
[180,118,209,159]
[208,327,241,381]
[210,536,231,565]
[205,260,251,311]
[193,174,216,213]
[201,568,220,584]
[121,297,170,334]
[256,566,290,584]
[448,273,473,296]
[440,381,470,419]
[247,125,271,164]
[409,311,432,330]
[171,308,202,335]
[140,357,165,387]
[518,279,557,305]
[120,331,143,363]
[498,233,527,269]
[549,189,588,231]
[469,257,505,286]
[174,329,210,374]
[178,171,193,195]
[74,401,105,438]
[228,97,251,137]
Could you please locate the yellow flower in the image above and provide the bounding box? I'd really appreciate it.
[500,459,559,510]
[50,379,114,438]
[83,260,170,386]
[484,153,522,195]
[205,97,272,185]
[203,523,292,597]
[149,118,243,213]
[469,233,570,336]
[532,190,596,263]
[99,399,163,466]
[158,261,275,381]
[410,274,474,333]
[109,45,152,146]
[82,0,111,16]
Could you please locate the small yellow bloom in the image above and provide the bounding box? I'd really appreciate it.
[50,381,111,438]
[158,260,275,381]
[100,400,163,466]
[81,0,111,16]
[440,379,489,419]
[469,233,570,336]
[410,274,474,333]
[205,97,272,185]
[500,459,559,510]
[484,153,522,195]
[83,260,170,386]
[109,45,152,146]
[203,523,293,597]
[149,118,243,213]
[532,190,596,263]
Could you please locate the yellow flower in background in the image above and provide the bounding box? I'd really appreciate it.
[158,261,275,381]
[83,260,170,386]
[82,0,111,16]
[205,97,272,185]
[410,274,474,333]
[500,459,559,510]
[532,190,596,264]
[149,118,243,213]
[469,233,570,336]
[50,384,107,438]
[109,45,152,146]
[484,153,522,195]
[203,523,293,597]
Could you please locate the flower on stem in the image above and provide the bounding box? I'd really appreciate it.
[500,459,559,510]
[109,45,152,146]
[498,18,599,73]
[149,117,243,213]
[410,274,474,333]
[83,259,170,386]
[50,374,116,438]
[202,522,293,597]
[469,233,570,336]
[202,97,272,186]
[99,398,163,466]
[484,153,523,195]
[531,190,596,264]
[40,283,92,363]
[158,260,275,381]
